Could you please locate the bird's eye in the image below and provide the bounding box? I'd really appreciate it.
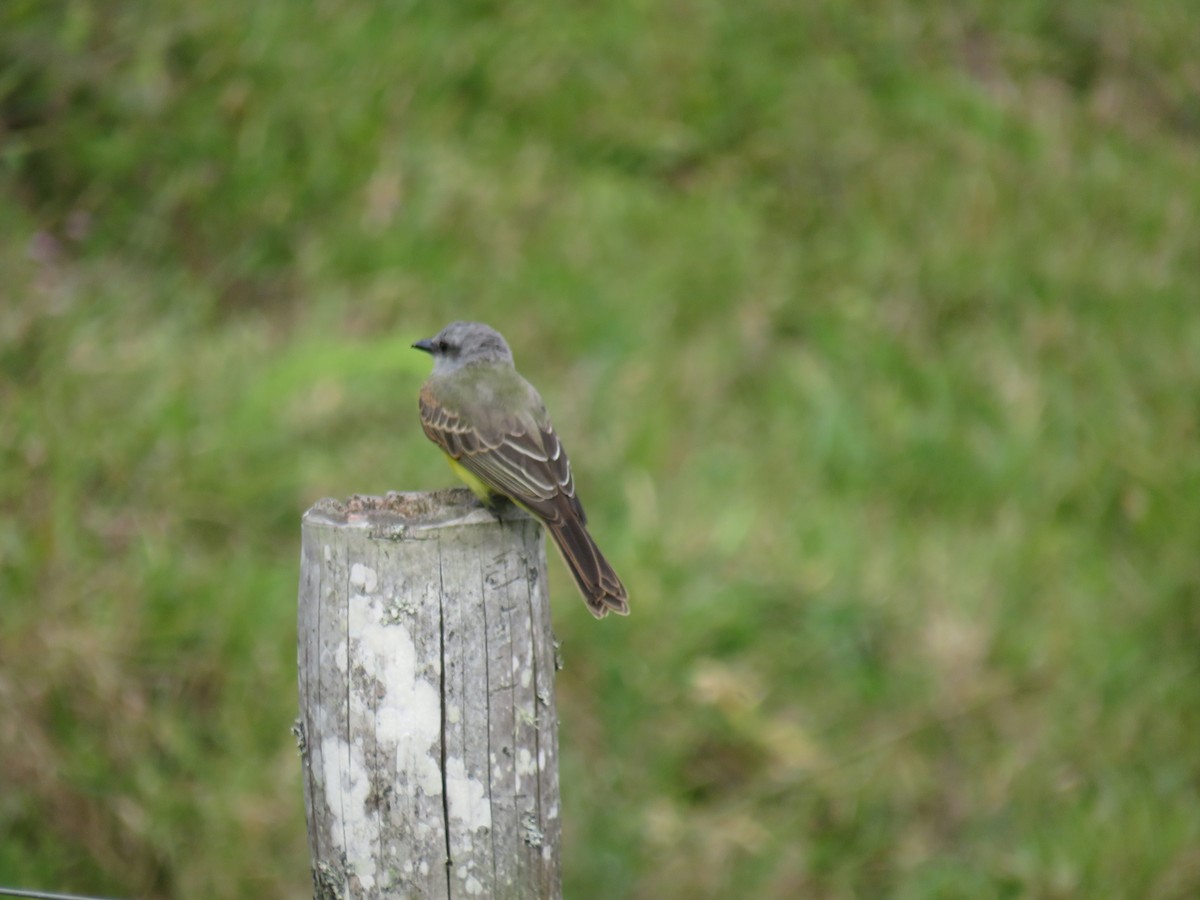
[437,340,450,353]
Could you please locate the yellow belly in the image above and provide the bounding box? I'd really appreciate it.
[445,454,500,506]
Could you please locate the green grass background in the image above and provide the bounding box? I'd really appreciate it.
[3,2,1199,897]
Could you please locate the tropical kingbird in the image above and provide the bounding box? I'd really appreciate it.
[413,321,629,618]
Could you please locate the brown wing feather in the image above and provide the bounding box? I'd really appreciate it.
[420,385,581,513]
[419,384,624,616]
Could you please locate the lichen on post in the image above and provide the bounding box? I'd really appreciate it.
[297,489,562,900]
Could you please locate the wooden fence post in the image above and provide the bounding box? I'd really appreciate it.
[296,489,562,900]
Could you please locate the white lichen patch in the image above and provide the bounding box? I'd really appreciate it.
[521,813,544,849]
[349,562,379,593]
[445,756,493,834]
[382,595,412,624]
[348,589,443,798]
[453,853,486,897]
[516,748,536,778]
[320,735,378,891]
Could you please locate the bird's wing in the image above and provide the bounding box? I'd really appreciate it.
[419,385,585,521]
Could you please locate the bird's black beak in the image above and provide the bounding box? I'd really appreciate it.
[412,338,435,354]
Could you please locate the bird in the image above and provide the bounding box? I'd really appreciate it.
[413,321,629,618]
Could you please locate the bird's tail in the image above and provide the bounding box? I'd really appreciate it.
[542,509,629,618]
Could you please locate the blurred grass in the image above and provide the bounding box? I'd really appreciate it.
[3,1,1200,897]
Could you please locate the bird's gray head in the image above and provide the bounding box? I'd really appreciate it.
[412,321,514,374]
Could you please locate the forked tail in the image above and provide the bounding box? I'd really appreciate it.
[543,510,629,618]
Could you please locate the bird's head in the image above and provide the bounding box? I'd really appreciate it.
[413,321,514,373]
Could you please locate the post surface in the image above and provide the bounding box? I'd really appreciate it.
[297,490,562,899]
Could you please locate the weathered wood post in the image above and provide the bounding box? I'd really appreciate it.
[296,490,562,900]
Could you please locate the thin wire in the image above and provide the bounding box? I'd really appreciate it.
[0,887,127,900]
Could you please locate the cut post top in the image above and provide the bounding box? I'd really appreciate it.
[303,488,531,537]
